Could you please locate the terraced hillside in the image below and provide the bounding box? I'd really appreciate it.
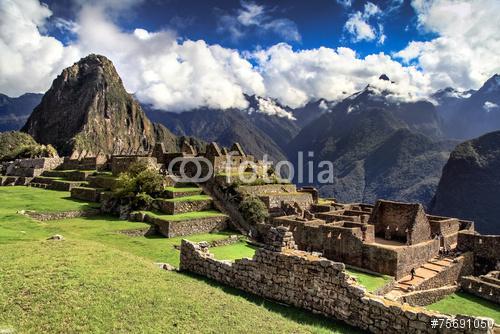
[0,186,361,333]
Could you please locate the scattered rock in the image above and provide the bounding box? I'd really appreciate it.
[155,263,176,271]
[47,234,64,241]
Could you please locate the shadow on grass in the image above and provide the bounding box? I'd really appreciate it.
[181,271,366,333]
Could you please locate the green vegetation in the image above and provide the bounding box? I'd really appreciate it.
[0,186,361,333]
[239,195,269,225]
[0,131,57,162]
[345,267,393,293]
[113,161,165,209]
[211,241,258,261]
[141,210,227,222]
[165,186,200,193]
[163,194,211,202]
[427,292,500,323]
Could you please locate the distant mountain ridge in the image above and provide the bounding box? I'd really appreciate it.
[0,93,42,132]
[287,76,457,205]
[143,94,325,161]
[21,54,176,156]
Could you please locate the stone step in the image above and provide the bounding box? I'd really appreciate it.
[164,186,203,199]
[48,180,88,191]
[384,255,458,299]
[87,175,118,190]
[31,176,60,185]
[42,170,95,181]
[71,187,106,202]
[154,196,213,215]
[134,210,229,238]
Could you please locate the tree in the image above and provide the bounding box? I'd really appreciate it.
[239,195,269,225]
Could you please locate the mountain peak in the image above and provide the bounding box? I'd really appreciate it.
[21,54,176,155]
[378,74,390,81]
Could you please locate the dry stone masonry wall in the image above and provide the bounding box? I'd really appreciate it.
[180,236,495,334]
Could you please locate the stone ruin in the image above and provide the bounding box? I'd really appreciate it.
[180,226,496,334]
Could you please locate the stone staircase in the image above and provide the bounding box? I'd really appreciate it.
[384,256,458,301]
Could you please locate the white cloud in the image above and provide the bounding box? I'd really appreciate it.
[396,0,500,91]
[218,1,301,42]
[0,0,79,96]
[336,0,353,8]
[251,43,430,107]
[2,0,498,115]
[483,101,499,113]
[249,97,295,119]
[345,12,377,42]
[344,1,384,43]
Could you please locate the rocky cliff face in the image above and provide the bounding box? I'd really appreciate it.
[22,54,176,156]
[430,131,500,234]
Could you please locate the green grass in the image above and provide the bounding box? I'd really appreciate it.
[345,267,393,292]
[211,241,258,261]
[142,210,227,221]
[163,194,212,202]
[165,186,200,193]
[426,292,500,323]
[0,186,361,333]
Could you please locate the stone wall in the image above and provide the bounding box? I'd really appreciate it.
[145,215,228,238]
[0,176,33,186]
[71,187,103,202]
[111,156,157,176]
[3,157,63,177]
[21,208,100,221]
[180,239,495,334]
[397,286,460,306]
[237,184,297,195]
[369,200,431,245]
[87,175,118,190]
[269,216,439,279]
[259,193,313,210]
[457,232,500,274]
[460,276,500,304]
[154,198,213,215]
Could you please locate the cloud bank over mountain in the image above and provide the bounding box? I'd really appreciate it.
[1,0,499,112]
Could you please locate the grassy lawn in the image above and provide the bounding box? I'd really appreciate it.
[426,292,500,323]
[164,194,212,202]
[165,186,200,192]
[345,267,393,293]
[0,186,361,333]
[142,210,227,221]
[211,241,259,261]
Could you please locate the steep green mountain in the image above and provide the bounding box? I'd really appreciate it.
[0,93,42,132]
[21,54,176,156]
[287,78,455,205]
[430,131,500,234]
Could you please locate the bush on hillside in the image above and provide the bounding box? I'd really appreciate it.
[112,161,165,209]
[0,131,58,162]
[239,195,269,225]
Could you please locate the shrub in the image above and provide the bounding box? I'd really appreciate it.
[239,195,269,225]
[112,161,165,209]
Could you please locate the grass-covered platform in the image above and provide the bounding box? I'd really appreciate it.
[0,186,361,333]
[427,292,500,324]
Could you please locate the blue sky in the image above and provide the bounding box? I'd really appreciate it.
[1,0,499,112]
[43,0,433,59]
